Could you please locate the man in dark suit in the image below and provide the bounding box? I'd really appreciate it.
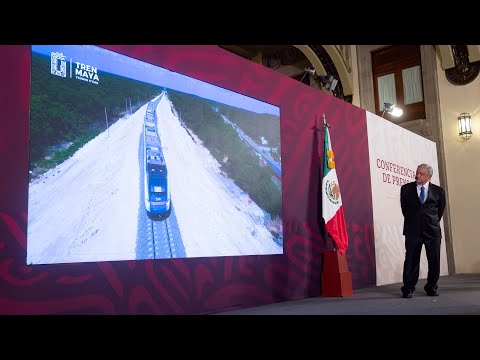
[400,163,446,298]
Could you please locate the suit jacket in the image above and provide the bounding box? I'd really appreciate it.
[400,181,446,239]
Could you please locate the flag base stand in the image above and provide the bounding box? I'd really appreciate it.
[321,250,353,297]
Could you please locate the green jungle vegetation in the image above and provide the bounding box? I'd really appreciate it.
[167,89,282,220]
[29,53,162,179]
[216,103,281,149]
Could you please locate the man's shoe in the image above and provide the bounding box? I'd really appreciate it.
[424,285,439,296]
[402,292,413,298]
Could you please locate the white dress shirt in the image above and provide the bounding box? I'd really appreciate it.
[416,181,430,200]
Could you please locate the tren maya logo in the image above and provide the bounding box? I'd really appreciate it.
[50,51,100,85]
[325,180,340,205]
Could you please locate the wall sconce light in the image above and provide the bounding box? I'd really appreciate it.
[382,102,403,118]
[458,112,473,140]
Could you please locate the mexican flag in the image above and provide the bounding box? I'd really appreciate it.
[322,124,349,254]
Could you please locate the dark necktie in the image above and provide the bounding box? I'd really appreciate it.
[419,186,425,204]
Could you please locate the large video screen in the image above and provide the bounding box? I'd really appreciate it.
[27,45,283,265]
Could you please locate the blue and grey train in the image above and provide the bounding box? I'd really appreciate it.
[143,101,171,219]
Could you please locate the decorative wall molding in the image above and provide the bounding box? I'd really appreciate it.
[334,45,352,73]
[445,45,480,86]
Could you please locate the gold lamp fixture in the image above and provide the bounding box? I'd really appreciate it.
[458,112,473,140]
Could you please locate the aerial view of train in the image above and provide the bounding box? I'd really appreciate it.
[143,99,171,219]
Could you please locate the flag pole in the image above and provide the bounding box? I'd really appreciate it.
[320,112,352,297]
